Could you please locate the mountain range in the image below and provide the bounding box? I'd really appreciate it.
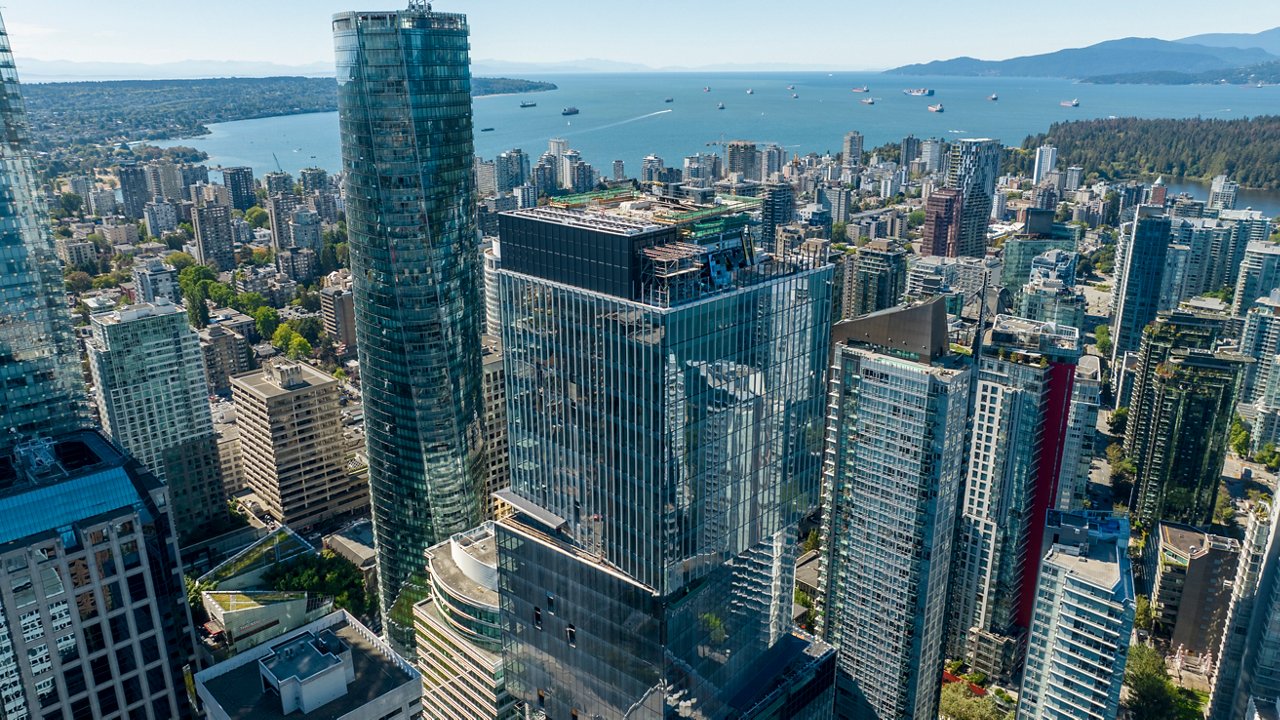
[888,29,1280,81]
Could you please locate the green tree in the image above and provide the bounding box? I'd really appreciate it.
[205,282,236,308]
[802,529,820,554]
[165,251,196,272]
[262,550,372,617]
[907,209,926,228]
[938,681,1004,720]
[64,271,92,293]
[253,306,280,339]
[1095,324,1113,356]
[186,286,210,328]
[271,324,297,350]
[244,206,269,229]
[1135,595,1154,632]
[58,192,83,217]
[1230,416,1252,457]
[234,292,269,314]
[287,316,323,345]
[1215,486,1236,526]
[287,335,313,359]
[1108,407,1128,435]
[1125,644,1177,720]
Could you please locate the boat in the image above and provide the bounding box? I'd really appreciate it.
[988,93,998,101]
[703,86,711,92]
[860,97,875,105]
[903,88,934,96]
[561,107,579,116]
[746,88,754,95]
[851,86,869,93]
[717,102,725,110]
[928,103,944,113]
[480,127,495,132]
[787,84,795,90]
[519,100,536,108]
[664,97,673,103]
[1060,98,1079,107]
[792,93,799,99]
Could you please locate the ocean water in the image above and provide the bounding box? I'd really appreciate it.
[157,71,1280,216]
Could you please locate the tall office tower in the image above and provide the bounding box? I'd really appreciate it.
[299,166,328,193]
[192,203,235,271]
[416,523,518,719]
[265,192,301,250]
[1055,355,1102,511]
[1208,498,1280,720]
[1124,308,1224,438]
[1064,165,1084,192]
[231,361,369,529]
[950,316,1081,683]
[1016,511,1134,720]
[87,302,228,542]
[842,239,906,319]
[1210,173,1240,211]
[116,163,150,219]
[900,134,922,165]
[726,140,761,180]
[288,206,322,252]
[494,207,836,719]
[479,337,508,521]
[333,6,486,640]
[920,187,962,256]
[944,138,1001,257]
[262,170,293,195]
[0,431,194,720]
[1234,242,1280,316]
[1152,522,1239,657]
[1239,292,1280,404]
[221,166,256,211]
[842,130,864,167]
[819,301,970,720]
[1031,144,1057,186]
[1130,349,1245,526]
[611,159,625,180]
[1111,206,1172,363]
[760,181,795,250]
[0,18,86,452]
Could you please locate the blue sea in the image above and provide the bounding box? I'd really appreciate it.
[157,71,1280,216]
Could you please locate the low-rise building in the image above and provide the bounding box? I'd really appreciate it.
[1153,522,1240,657]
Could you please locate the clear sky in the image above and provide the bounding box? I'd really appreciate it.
[5,0,1280,70]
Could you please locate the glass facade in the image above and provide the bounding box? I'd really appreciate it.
[332,7,485,637]
[0,14,86,452]
[495,208,833,718]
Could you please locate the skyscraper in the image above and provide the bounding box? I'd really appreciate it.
[1209,174,1239,211]
[116,163,150,220]
[920,187,962,257]
[842,239,906,319]
[819,301,970,720]
[1111,206,1172,362]
[1234,241,1280,316]
[193,203,235,271]
[951,316,1081,683]
[760,181,795,251]
[1016,511,1134,720]
[333,5,485,639]
[944,138,1001,258]
[495,206,836,718]
[842,131,864,167]
[1031,144,1057,186]
[0,16,86,452]
[87,301,228,543]
[221,166,255,210]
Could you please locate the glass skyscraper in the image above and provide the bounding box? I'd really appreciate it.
[332,5,485,638]
[0,13,86,451]
[495,206,836,718]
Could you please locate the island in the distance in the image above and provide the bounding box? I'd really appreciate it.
[21,75,557,149]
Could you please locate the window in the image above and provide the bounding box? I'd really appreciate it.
[533,606,542,630]
[546,594,555,614]
[566,624,576,647]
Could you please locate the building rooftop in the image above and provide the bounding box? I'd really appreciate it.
[1044,537,1123,589]
[1159,522,1239,562]
[231,361,336,401]
[427,523,498,608]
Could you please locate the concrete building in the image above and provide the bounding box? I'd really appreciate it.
[131,256,180,304]
[87,301,227,542]
[0,431,193,720]
[194,203,235,271]
[1031,144,1057,186]
[1210,174,1240,211]
[1236,242,1280,316]
[200,325,253,396]
[951,316,1081,683]
[101,218,139,247]
[1016,511,1134,720]
[231,361,368,529]
[1240,291,1280,404]
[842,131,864,167]
[1111,206,1172,363]
[55,237,97,268]
[415,523,518,719]
[320,284,357,353]
[193,610,421,720]
[1154,523,1240,657]
[1018,277,1086,331]
[480,337,508,520]
[288,207,323,253]
[116,163,150,220]
[841,239,906,320]
[920,187,962,257]
[143,199,178,237]
[819,301,970,720]
[221,167,256,211]
[266,193,302,250]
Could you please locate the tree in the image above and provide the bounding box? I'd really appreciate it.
[907,209,926,228]
[234,292,269,314]
[1215,486,1236,526]
[1124,644,1178,720]
[938,681,1003,720]
[802,529,820,554]
[262,550,372,618]
[271,324,297,350]
[1135,594,1154,632]
[1108,407,1128,436]
[244,206,269,229]
[287,335,313,359]
[287,316,323,345]
[166,251,196,271]
[64,271,92,294]
[206,282,236,308]
[251,306,279,339]
[1095,324,1113,356]
[1230,416,1252,457]
[186,287,210,329]
[58,192,83,217]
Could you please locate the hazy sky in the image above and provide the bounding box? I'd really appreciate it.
[5,0,1280,70]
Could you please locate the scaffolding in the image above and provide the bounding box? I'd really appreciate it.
[640,242,705,308]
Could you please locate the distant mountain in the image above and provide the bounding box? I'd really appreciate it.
[1084,60,1280,85]
[16,57,335,83]
[886,37,1278,78]
[1178,27,1280,56]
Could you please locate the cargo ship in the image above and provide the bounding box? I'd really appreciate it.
[928,103,944,113]
[561,107,579,116]
[519,100,536,108]
[1060,98,1079,107]
[903,88,934,96]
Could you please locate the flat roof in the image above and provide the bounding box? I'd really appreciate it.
[1044,539,1122,589]
[231,362,336,401]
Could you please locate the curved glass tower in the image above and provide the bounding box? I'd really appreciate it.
[332,5,484,638]
[0,13,86,451]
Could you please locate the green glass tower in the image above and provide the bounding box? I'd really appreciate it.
[332,4,484,638]
[0,13,86,451]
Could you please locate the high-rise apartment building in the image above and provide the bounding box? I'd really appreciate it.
[1239,291,1280,404]
[1235,241,1280,316]
[842,239,906,319]
[842,131,864,167]
[1064,165,1084,192]
[143,199,177,237]
[333,6,486,637]
[726,140,762,180]
[479,337,508,521]
[944,138,1001,258]
[760,181,795,251]
[920,187,962,257]
[262,170,293,195]
[131,256,180,304]
[231,361,368,530]
[265,192,301,250]
[193,203,235,271]
[1055,355,1102,511]
[1111,206,1172,362]
[116,163,150,220]
[221,166,256,211]
[320,284,357,352]
[1016,511,1134,720]
[299,166,328,193]
[951,316,1081,683]
[0,431,194,720]
[1153,522,1239,657]
[1210,174,1240,211]
[819,301,970,720]
[494,206,836,718]
[1031,144,1057,186]
[87,302,227,543]
[0,17,86,451]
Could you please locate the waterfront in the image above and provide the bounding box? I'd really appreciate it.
[157,71,1280,216]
